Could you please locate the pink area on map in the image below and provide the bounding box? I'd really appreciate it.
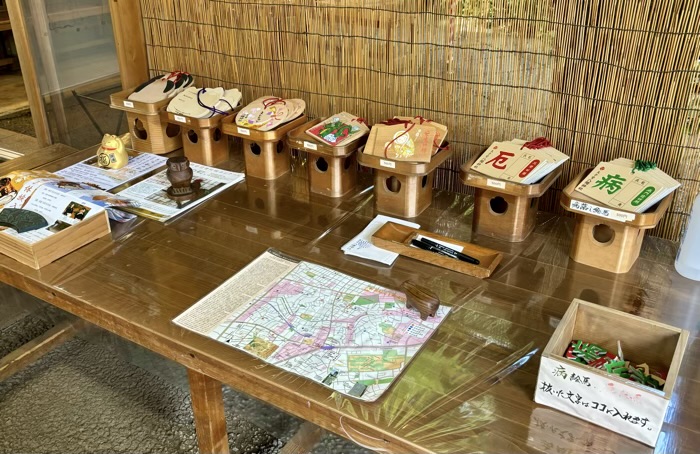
[274,326,332,361]
[268,280,304,297]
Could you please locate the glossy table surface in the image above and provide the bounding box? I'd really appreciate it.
[0,145,698,454]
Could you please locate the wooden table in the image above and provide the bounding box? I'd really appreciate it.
[0,145,699,454]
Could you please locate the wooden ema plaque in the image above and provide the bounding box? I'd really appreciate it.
[110,88,183,154]
[560,168,672,274]
[460,153,562,242]
[357,145,451,218]
[222,115,308,180]
[166,109,241,166]
[287,119,367,197]
[370,222,502,278]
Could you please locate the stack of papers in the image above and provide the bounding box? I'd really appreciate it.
[575,158,680,213]
[167,87,242,118]
[235,96,305,131]
[341,215,419,265]
[364,117,448,163]
[470,139,569,184]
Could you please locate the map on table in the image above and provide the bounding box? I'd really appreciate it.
[173,250,450,401]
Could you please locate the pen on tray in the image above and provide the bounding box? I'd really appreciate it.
[410,238,480,265]
[418,237,481,265]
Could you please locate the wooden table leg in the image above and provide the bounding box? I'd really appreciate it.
[187,368,230,454]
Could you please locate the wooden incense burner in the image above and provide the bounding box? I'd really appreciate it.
[401,280,440,320]
[166,156,201,203]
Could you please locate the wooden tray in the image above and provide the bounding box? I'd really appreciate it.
[221,114,308,141]
[287,119,368,157]
[0,211,111,269]
[357,145,451,175]
[560,168,672,229]
[371,222,502,278]
[459,152,562,197]
[166,105,242,129]
[110,87,171,115]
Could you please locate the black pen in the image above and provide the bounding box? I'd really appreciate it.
[417,237,481,265]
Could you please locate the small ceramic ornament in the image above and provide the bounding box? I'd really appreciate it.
[97,133,131,169]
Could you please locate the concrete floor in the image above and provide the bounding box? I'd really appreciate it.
[0,287,371,454]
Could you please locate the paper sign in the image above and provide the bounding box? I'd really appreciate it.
[174,115,187,123]
[380,159,396,169]
[123,100,134,108]
[487,178,506,189]
[303,141,318,151]
[569,200,636,222]
[535,356,666,447]
[237,127,250,136]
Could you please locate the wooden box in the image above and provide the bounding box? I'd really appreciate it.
[0,211,111,269]
[370,222,502,278]
[222,115,308,180]
[110,88,183,154]
[560,168,672,274]
[535,299,689,447]
[459,153,562,242]
[287,119,367,197]
[357,146,451,218]
[166,111,238,166]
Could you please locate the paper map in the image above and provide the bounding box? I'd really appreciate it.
[174,250,450,401]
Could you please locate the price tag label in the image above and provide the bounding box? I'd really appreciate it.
[123,100,134,108]
[486,178,506,189]
[174,115,187,123]
[303,141,318,151]
[380,159,396,169]
[237,127,250,136]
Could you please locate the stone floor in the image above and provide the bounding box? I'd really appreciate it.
[0,287,371,454]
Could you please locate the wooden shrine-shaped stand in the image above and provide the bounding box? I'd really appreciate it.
[222,115,307,180]
[166,108,240,166]
[110,88,182,154]
[357,146,451,218]
[287,119,367,197]
[561,169,673,273]
[460,153,562,242]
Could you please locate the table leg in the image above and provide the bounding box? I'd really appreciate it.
[187,368,230,454]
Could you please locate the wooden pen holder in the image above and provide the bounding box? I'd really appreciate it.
[287,119,368,197]
[460,153,562,242]
[110,88,182,154]
[222,115,308,180]
[560,168,673,274]
[357,146,451,218]
[166,110,240,166]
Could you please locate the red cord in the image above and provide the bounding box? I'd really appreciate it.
[521,137,552,149]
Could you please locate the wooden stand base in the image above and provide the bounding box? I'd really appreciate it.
[183,126,228,166]
[472,189,539,242]
[375,170,435,218]
[127,111,182,154]
[570,215,645,274]
[308,153,357,197]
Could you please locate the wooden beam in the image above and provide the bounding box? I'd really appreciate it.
[279,422,324,454]
[187,368,230,454]
[4,0,52,147]
[0,319,81,381]
[109,0,148,89]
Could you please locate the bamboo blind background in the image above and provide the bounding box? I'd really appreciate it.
[139,0,700,240]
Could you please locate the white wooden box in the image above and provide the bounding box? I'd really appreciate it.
[535,299,688,447]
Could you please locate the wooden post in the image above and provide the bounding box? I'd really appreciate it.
[109,0,148,89]
[187,368,230,454]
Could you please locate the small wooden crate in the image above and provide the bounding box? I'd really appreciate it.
[459,153,562,242]
[370,222,502,278]
[287,119,367,197]
[560,169,672,274]
[110,88,182,154]
[535,299,688,447]
[166,111,238,166]
[222,115,308,180]
[356,146,451,218]
[0,211,111,269]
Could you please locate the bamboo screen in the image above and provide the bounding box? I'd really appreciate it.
[139,0,700,240]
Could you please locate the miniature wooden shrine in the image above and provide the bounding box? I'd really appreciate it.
[287,119,367,197]
[460,153,562,242]
[561,169,673,273]
[222,115,307,180]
